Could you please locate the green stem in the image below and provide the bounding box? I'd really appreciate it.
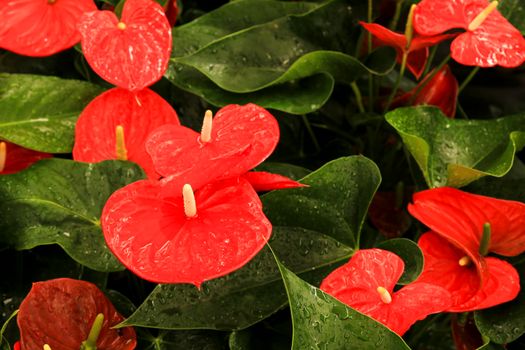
[422,46,438,77]
[351,82,365,113]
[384,52,408,112]
[479,222,491,256]
[367,0,375,112]
[80,313,104,350]
[389,0,404,30]
[301,115,321,154]
[458,66,480,93]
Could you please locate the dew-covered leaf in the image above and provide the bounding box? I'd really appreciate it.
[0,73,103,153]
[386,106,525,188]
[377,238,423,285]
[0,159,145,272]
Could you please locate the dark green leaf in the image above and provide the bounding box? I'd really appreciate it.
[386,106,525,188]
[0,159,145,272]
[263,156,381,249]
[275,259,411,349]
[138,329,228,350]
[500,0,525,35]
[377,238,423,285]
[120,227,352,330]
[255,162,311,181]
[0,73,103,153]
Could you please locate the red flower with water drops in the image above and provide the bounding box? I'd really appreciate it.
[242,171,305,192]
[0,141,52,175]
[0,0,97,57]
[414,0,525,67]
[78,0,172,91]
[73,87,179,179]
[416,232,520,312]
[102,176,272,286]
[17,278,136,350]
[320,249,451,335]
[393,65,459,117]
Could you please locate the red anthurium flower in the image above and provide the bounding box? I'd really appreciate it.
[242,171,305,192]
[163,0,179,26]
[393,65,459,117]
[414,0,525,67]
[146,104,280,190]
[360,22,455,79]
[417,232,520,312]
[320,249,451,336]
[0,141,52,175]
[78,0,172,91]
[0,0,97,57]
[17,278,136,350]
[73,87,179,179]
[102,176,272,286]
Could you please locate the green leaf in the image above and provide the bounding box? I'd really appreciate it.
[275,259,411,349]
[377,238,423,285]
[263,156,381,249]
[385,106,525,188]
[0,73,103,153]
[0,159,145,272]
[120,226,352,330]
[500,0,525,35]
[166,0,395,114]
[138,329,228,350]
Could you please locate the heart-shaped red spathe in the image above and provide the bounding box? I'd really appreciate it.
[146,104,280,188]
[0,0,97,57]
[101,176,272,286]
[242,171,305,192]
[414,0,525,67]
[78,0,172,91]
[320,249,451,336]
[0,141,52,175]
[17,278,136,350]
[408,187,525,260]
[73,87,179,179]
[417,232,520,312]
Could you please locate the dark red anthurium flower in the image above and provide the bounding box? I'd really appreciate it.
[0,0,97,57]
[368,191,411,238]
[78,0,172,91]
[414,0,525,67]
[163,0,179,26]
[242,171,306,192]
[320,249,451,336]
[0,141,52,175]
[393,65,459,118]
[359,21,455,79]
[17,278,136,350]
[416,232,520,312]
[73,87,180,179]
[146,104,280,190]
[102,176,272,286]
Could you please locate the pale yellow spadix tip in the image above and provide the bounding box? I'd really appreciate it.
[115,125,128,161]
[200,110,213,143]
[183,184,197,218]
[0,142,6,173]
[43,344,52,350]
[468,1,498,31]
[458,256,471,267]
[117,22,127,30]
[376,286,392,304]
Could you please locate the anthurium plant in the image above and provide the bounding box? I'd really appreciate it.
[1,0,525,349]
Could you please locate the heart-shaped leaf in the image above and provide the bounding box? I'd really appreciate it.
[0,73,103,153]
[0,159,145,272]
[386,106,525,188]
[377,238,424,285]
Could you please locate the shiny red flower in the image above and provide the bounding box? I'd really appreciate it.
[17,278,136,350]
[0,141,52,175]
[78,0,172,91]
[73,87,179,179]
[360,22,454,79]
[320,249,451,335]
[414,0,525,67]
[416,232,520,312]
[393,65,459,117]
[242,171,305,192]
[0,0,97,57]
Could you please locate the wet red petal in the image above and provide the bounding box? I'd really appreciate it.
[17,278,136,350]
[78,0,172,90]
[73,87,179,179]
[416,232,483,307]
[146,104,279,187]
[1,141,52,175]
[242,171,305,192]
[321,249,450,336]
[0,0,97,57]
[413,0,471,36]
[101,177,272,286]
[409,187,525,258]
[359,22,407,50]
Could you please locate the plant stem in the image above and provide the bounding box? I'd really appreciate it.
[367,0,375,112]
[301,115,321,154]
[389,0,404,30]
[384,52,408,112]
[422,46,438,77]
[351,82,365,113]
[458,66,480,93]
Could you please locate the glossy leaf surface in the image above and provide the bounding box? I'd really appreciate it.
[0,73,103,153]
[0,159,145,271]
[377,238,423,285]
[386,106,525,188]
